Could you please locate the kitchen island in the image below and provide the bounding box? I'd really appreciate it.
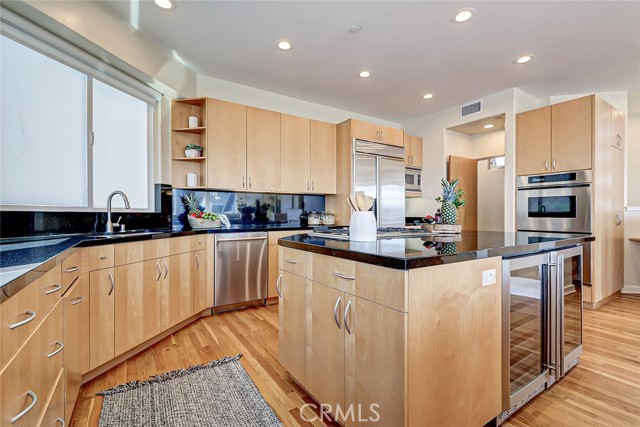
[277,231,594,426]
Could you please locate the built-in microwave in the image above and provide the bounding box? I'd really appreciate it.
[405,167,422,193]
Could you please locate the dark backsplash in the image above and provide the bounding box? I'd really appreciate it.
[0,185,173,238]
[172,189,325,227]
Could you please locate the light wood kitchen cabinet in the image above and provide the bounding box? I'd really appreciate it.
[247,107,281,192]
[192,250,211,313]
[613,107,625,151]
[89,268,115,370]
[207,98,247,190]
[516,106,552,176]
[516,96,593,175]
[404,134,423,168]
[344,296,406,427]
[0,301,63,427]
[281,114,311,193]
[63,272,90,425]
[310,120,337,194]
[89,244,114,271]
[551,95,592,172]
[162,252,193,330]
[306,281,346,414]
[277,270,307,386]
[268,232,303,300]
[350,119,404,147]
[114,259,163,356]
[40,370,65,427]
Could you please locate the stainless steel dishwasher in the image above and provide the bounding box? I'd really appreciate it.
[214,232,268,308]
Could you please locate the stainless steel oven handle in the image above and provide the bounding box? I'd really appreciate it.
[217,237,267,243]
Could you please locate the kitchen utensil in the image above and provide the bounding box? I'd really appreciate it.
[364,195,375,211]
[349,195,359,211]
[355,191,366,211]
[346,197,357,211]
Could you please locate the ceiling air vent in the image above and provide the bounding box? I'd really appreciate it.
[460,100,482,117]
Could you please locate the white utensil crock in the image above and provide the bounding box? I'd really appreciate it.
[349,211,377,241]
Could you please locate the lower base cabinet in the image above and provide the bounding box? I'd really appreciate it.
[162,253,193,330]
[89,268,116,370]
[277,270,307,386]
[40,370,65,427]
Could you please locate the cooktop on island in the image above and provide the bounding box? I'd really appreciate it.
[308,226,438,240]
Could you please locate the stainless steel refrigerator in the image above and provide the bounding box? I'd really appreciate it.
[352,139,405,227]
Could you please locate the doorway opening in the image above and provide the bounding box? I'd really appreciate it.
[445,114,506,232]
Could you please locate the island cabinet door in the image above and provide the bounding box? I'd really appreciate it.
[344,296,407,427]
[306,281,345,418]
[278,270,307,386]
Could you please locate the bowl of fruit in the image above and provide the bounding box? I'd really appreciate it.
[182,194,222,229]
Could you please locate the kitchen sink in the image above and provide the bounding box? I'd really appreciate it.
[84,230,167,239]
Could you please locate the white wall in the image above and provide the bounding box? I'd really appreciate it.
[477,160,505,232]
[402,88,517,230]
[444,130,473,159]
[196,74,400,127]
[623,113,640,293]
[470,130,506,159]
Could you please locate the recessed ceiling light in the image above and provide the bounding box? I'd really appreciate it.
[452,8,476,23]
[154,0,174,10]
[358,70,372,78]
[514,54,534,64]
[423,93,434,99]
[349,25,362,33]
[276,40,293,51]
[484,124,494,129]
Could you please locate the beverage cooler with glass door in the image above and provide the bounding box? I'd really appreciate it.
[498,245,583,423]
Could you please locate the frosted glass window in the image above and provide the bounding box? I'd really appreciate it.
[0,35,88,206]
[92,79,149,209]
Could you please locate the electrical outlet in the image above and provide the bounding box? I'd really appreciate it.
[482,269,497,286]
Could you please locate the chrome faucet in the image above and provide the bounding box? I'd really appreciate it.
[106,191,131,233]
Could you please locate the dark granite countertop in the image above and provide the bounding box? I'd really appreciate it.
[278,231,595,270]
[0,224,313,297]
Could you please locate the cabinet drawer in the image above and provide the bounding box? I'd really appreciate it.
[89,245,114,270]
[268,230,299,245]
[279,247,308,277]
[168,236,192,256]
[0,301,63,427]
[61,249,86,294]
[355,263,407,312]
[39,369,65,427]
[1,264,62,371]
[311,253,355,293]
[191,234,206,252]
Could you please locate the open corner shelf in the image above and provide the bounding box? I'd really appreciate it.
[173,127,206,134]
[172,157,207,162]
[174,97,206,107]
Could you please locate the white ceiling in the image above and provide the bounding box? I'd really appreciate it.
[100,1,640,121]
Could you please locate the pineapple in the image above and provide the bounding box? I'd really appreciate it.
[181,194,202,217]
[439,178,460,225]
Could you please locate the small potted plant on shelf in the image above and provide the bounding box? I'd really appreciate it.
[184,144,203,158]
[435,178,465,225]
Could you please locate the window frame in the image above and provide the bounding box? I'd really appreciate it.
[0,10,160,212]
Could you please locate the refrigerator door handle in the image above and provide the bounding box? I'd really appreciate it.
[557,253,565,376]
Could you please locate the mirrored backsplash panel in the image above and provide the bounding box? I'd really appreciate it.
[172,189,325,228]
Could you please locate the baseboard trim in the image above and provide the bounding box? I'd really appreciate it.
[584,290,621,310]
[621,286,640,294]
[81,309,212,384]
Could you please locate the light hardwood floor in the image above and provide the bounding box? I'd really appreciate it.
[71,294,640,427]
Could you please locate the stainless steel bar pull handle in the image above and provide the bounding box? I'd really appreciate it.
[156,262,162,281]
[10,310,36,329]
[249,176,252,188]
[70,297,84,305]
[334,271,355,281]
[55,418,65,427]
[545,159,549,171]
[12,390,37,423]
[45,284,62,295]
[64,266,80,273]
[99,255,108,260]
[552,158,556,170]
[108,272,115,296]
[242,176,246,188]
[163,260,169,279]
[284,258,298,264]
[312,181,315,191]
[48,340,64,358]
[276,274,283,298]
[307,180,310,191]
[333,296,342,329]
[195,253,200,270]
[615,214,623,226]
[344,300,352,335]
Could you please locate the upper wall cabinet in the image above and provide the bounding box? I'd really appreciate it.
[350,119,404,147]
[281,115,337,194]
[207,99,247,191]
[172,97,336,194]
[404,134,423,168]
[516,96,593,176]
